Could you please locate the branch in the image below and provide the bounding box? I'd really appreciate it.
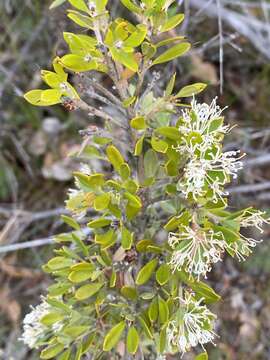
[228,181,270,194]
[74,99,128,130]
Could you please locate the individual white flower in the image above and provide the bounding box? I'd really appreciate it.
[21,299,50,349]
[166,293,217,356]
[224,209,269,261]
[226,234,262,262]
[168,226,227,279]
[240,209,270,233]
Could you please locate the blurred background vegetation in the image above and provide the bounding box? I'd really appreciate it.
[1,0,270,359]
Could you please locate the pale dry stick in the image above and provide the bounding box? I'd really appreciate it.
[74,99,128,130]
[244,153,270,168]
[217,0,224,94]
[228,181,270,194]
[0,227,92,254]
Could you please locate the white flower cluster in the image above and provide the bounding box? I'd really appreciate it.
[168,209,269,279]
[166,293,216,355]
[168,225,227,279]
[21,299,50,349]
[21,298,64,349]
[176,98,244,202]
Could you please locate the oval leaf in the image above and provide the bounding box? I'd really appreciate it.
[103,321,126,351]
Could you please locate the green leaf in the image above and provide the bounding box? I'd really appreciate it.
[160,13,185,33]
[136,258,158,285]
[103,321,126,351]
[61,54,99,72]
[47,257,73,270]
[120,163,131,181]
[68,0,89,12]
[152,42,191,65]
[121,286,138,300]
[50,0,67,9]
[123,96,136,108]
[156,264,170,285]
[74,172,104,190]
[158,326,167,354]
[195,353,208,360]
[156,126,180,140]
[110,48,138,72]
[94,193,111,211]
[67,10,93,28]
[151,137,168,153]
[64,326,89,337]
[88,218,112,228]
[144,149,159,178]
[134,135,144,156]
[165,72,176,96]
[41,89,62,103]
[68,269,93,283]
[121,226,134,250]
[41,312,65,326]
[148,297,159,322]
[120,0,142,14]
[176,83,207,98]
[124,192,142,208]
[41,343,65,359]
[130,116,146,130]
[75,283,103,300]
[106,145,124,172]
[158,296,169,324]
[57,349,71,360]
[124,24,147,47]
[127,326,139,354]
[138,316,153,339]
[61,215,80,231]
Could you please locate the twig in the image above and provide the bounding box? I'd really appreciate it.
[0,237,54,253]
[0,227,92,254]
[216,0,224,94]
[74,99,128,130]
[228,181,270,194]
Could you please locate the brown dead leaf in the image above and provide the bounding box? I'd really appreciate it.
[191,54,218,85]
[0,288,21,325]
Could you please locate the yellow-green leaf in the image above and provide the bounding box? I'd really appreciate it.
[156,264,170,285]
[136,258,158,285]
[94,193,111,211]
[103,321,126,351]
[134,135,144,156]
[151,137,168,153]
[61,54,99,72]
[127,326,139,354]
[68,269,93,283]
[152,42,191,65]
[106,145,124,171]
[130,116,146,130]
[195,353,208,360]
[176,83,207,98]
[68,0,88,12]
[160,14,185,33]
[158,296,169,324]
[41,343,65,359]
[121,226,134,250]
[75,283,103,300]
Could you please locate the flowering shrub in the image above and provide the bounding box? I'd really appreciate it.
[22,0,269,359]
